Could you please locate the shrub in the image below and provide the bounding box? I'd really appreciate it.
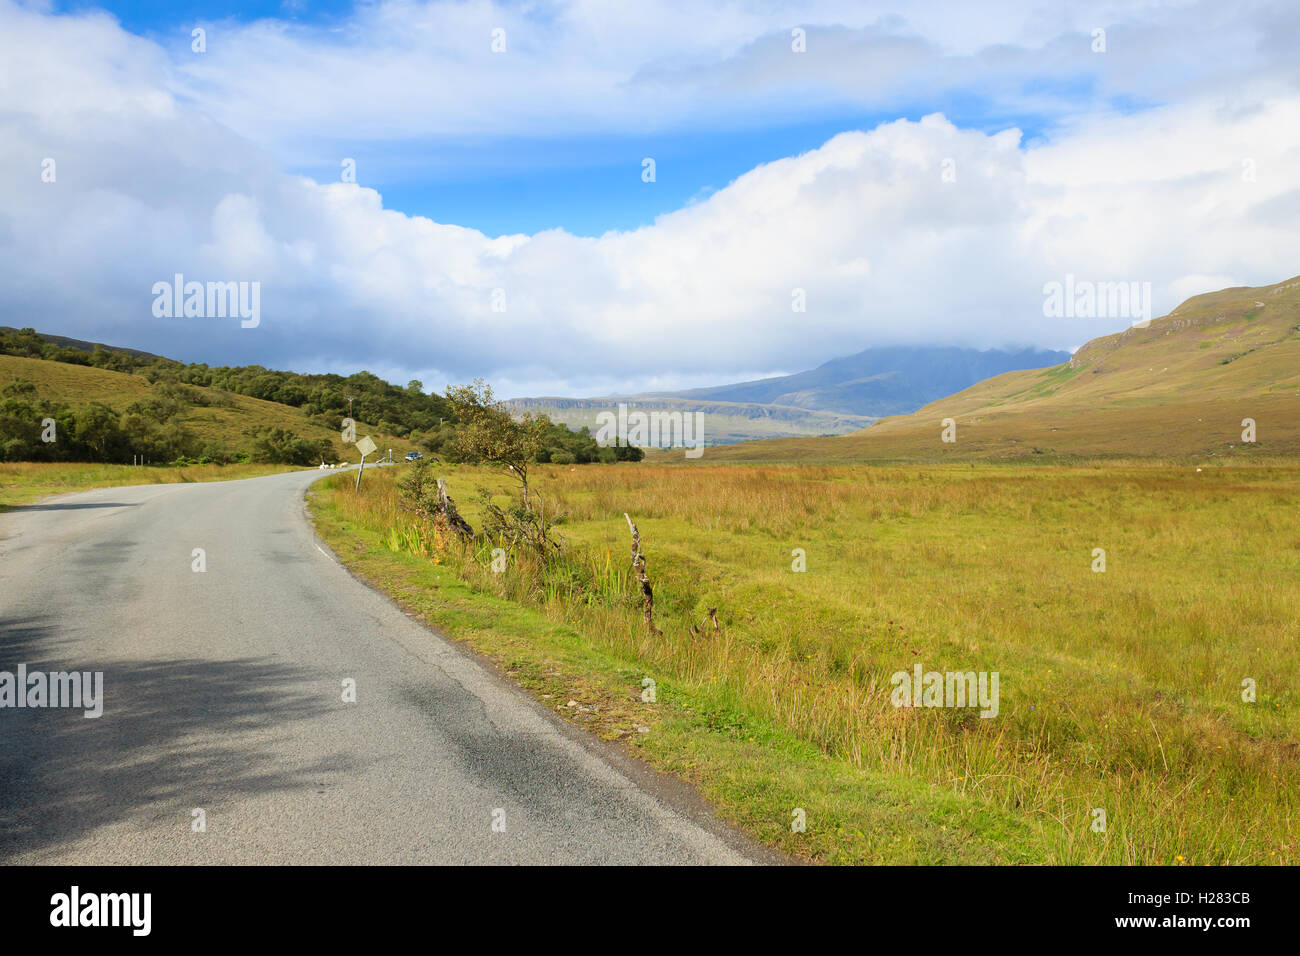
[247,427,334,466]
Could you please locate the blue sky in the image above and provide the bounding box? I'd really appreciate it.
[58,0,357,34]
[56,0,1073,236]
[301,111,1058,237]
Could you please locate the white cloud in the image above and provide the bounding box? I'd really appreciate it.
[1,0,1298,397]
[154,0,1300,158]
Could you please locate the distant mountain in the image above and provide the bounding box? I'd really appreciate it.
[507,395,878,446]
[509,345,1069,445]
[702,275,1300,461]
[647,345,1071,417]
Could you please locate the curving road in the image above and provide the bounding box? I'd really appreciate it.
[0,469,762,864]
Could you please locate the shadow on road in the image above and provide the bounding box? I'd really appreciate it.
[4,502,141,512]
[0,615,355,862]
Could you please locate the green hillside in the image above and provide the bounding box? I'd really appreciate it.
[0,352,408,464]
[702,276,1300,462]
[0,327,632,466]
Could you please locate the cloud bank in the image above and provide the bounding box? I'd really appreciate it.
[2,0,1298,396]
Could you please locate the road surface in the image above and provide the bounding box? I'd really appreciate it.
[0,469,762,864]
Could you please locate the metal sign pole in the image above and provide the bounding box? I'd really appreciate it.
[353,435,377,491]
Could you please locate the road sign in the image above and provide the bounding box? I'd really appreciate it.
[354,435,378,492]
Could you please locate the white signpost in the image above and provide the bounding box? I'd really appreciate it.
[354,435,377,491]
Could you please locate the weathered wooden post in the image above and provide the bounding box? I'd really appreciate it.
[624,513,658,635]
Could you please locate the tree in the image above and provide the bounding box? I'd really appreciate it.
[247,427,334,465]
[73,403,124,461]
[445,380,548,511]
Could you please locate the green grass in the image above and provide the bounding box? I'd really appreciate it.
[308,467,1041,863]
[308,459,1300,865]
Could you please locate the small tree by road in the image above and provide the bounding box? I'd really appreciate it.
[445,380,548,511]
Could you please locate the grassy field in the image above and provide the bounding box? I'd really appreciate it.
[0,461,306,510]
[308,459,1299,865]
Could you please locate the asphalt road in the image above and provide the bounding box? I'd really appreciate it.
[0,469,761,864]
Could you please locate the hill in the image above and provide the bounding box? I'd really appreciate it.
[0,327,164,360]
[0,351,409,465]
[0,327,629,466]
[508,345,1068,445]
[700,276,1300,461]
